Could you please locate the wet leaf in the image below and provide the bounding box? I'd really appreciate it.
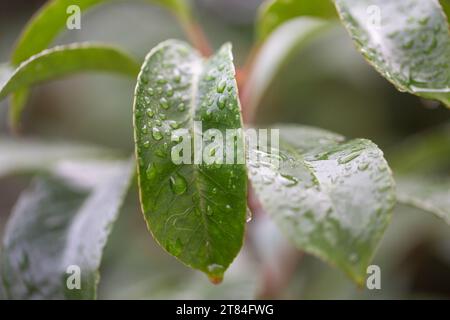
[334,0,450,107]
[1,159,134,299]
[248,125,396,284]
[133,40,247,282]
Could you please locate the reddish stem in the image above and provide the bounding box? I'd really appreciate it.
[181,19,212,57]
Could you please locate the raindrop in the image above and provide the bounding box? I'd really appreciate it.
[146,108,154,118]
[146,163,157,180]
[165,84,174,97]
[246,207,253,223]
[216,79,227,93]
[169,173,188,195]
[159,97,169,110]
[152,128,163,141]
[217,95,227,109]
[156,75,168,84]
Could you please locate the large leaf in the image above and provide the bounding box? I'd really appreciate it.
[0,43,139,101]
[1,159,134,299]
[0,137,119,177]
[257,0,337,41]
[334,0,450,107]
[242,18,330,120]
[396,176,450,225]
[133,40,247,283]
[248,125,396,284]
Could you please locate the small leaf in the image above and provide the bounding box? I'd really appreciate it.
[257,0,337,41]
[0,43,140,101]
[439,0,450,23]
[1,159,134,299]
[8,88,29,131]
[0,137,120,177]
[334,0,450,107]
[396,176,450,225]
[8,0,191,129]
[243,18,330,118]
[388,123,450,224]
[248,125,396,284]
[134,40,247,282]
[388,123,450,175]
[11,0,191,65]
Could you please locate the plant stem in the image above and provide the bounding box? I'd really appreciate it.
[180,19,212,57]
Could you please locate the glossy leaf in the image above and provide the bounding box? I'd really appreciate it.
[257,0,337,41]
[243,18,330,119]
[0,43,140,101]
[1,159,134,299]
[248,125,396,284]
[334,0,450,107]
[396,176,450,225]
[133,40,247,283]
[0,137,119,177]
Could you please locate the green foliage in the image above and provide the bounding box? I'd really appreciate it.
[0,44,139,101]
[334,0,450,107]
[1,160,134,299]
[248,125,395,283]
[134,40,247,282]
[0,0,448,300]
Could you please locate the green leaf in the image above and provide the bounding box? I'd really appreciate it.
[388,123,450,224]
[133,40,247,283]
[334,0,450,107]
[1,159,134,299]
[243,18,330,117]
[439,0,450,23]
[257,0,337,41]
[0,137,120,177]
[396,176,450,225]
[0,43,140,101]
[11,0,191,65]
[8,0,190,129]
[248,125,396,284]
[8,88,29,131]
[388,123,450,175]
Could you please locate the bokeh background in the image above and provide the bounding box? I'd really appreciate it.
[0,0,449,299]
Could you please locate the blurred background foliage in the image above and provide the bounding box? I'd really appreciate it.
[0,0,449,299]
